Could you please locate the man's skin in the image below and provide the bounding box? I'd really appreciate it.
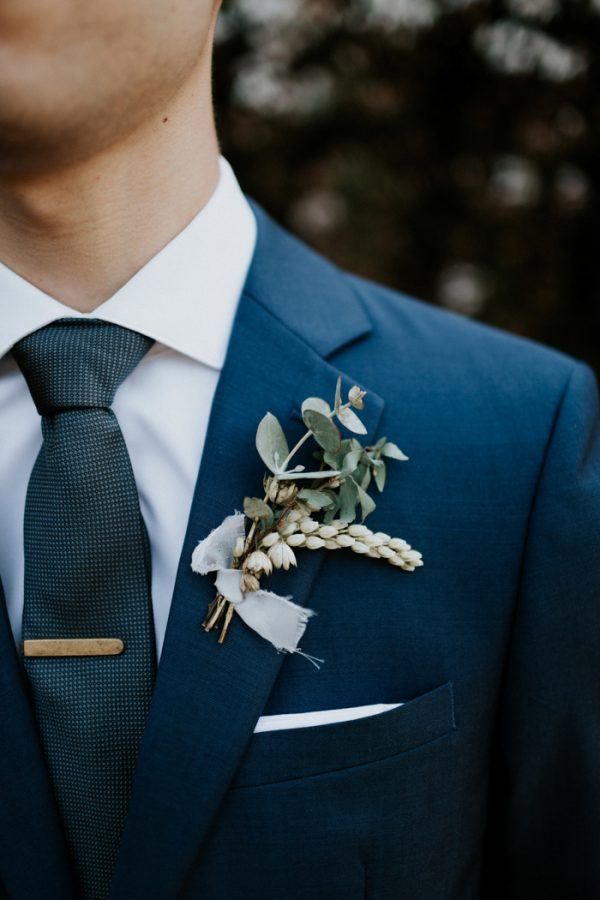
[0,0,221,311]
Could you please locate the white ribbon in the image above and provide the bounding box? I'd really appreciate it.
[191,513,315,656]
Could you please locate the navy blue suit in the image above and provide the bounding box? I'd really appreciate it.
[1,202,599,898]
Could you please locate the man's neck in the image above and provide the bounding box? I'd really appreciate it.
[0,75,220,313]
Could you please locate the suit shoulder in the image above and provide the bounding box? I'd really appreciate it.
[343,271,583,394]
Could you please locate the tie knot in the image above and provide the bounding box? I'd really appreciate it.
[12,319,154,416]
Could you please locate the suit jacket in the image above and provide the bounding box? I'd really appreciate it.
[0,201,599,900]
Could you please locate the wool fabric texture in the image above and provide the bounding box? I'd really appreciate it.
[12,319,157,900]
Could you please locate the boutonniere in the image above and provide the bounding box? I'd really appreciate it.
[191,378,422,664]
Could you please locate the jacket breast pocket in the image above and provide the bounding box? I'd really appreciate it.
[233,681,456,788]
[192,683,459,899]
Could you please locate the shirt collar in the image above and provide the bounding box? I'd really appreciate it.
[0,156,257,368]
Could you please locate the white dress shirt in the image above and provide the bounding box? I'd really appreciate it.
[0,156,256,660]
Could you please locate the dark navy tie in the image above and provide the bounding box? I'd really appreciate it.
[12,319,157,900]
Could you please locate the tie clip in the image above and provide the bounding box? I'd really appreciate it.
[23,638,124,658]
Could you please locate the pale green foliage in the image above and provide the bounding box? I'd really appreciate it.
[301,408,341,452]
[255,412,289,473]
[253,382,409,529]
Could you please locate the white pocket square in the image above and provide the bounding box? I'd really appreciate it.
[254,701,404,733]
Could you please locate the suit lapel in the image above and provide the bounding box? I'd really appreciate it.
[108,203,384,899]
[0,581,78,899]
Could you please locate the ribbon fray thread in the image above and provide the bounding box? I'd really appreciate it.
[191,513,318,660]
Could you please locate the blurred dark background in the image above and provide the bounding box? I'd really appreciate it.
[214,0,599,371]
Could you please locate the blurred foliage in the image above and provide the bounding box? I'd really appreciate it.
[214,0,600,370]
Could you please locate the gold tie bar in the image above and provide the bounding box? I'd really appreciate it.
[23,638,124,658]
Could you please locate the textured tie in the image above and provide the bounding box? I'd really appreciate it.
[12,319,157,900]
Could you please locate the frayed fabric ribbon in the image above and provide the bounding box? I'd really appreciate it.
[191,513,316,656]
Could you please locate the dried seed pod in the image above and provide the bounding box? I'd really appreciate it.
[351,541,370,554]
[377,545,395,559]
[300,517,320,534]
[348,524,370,538]
[240,573,260,593]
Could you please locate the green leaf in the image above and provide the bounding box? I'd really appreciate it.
[352,479,376,521]
[276,468,341,480]
[334,376,342,412]
[297,489,335,510]
[337,405,367,435]
[338,477,358,523]
[381,441,409,461]
[340,447,362,476]
[323,449,343,469]
[243,497,273,520]
[323,496,341,524]
[374,460,387,492]
[374,436,387,450]
[256,413,289,473]
[301,397,331,417]
[302,409,341,452]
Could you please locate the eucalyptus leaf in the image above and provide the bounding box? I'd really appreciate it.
[243,496,274,527]
[340,447,362,476]
[382,441,409,461]
[302,396,331,417]
[354,462,367,487]
[256,413,289,473]
[374,460,387,492]
[324,449,344,469]
[276,468,342,481]
[337,405,367,435]
[323,495,341,524]
[352,479,376,521]
[334,376,342,413]
[375,436,387,450]
[302,409,341,452]
[338,477,358,523]
[297,489,335,510]
[243,497,272,519]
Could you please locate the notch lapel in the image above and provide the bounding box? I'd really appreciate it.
[0,582,77,899]
[109,206,384,899]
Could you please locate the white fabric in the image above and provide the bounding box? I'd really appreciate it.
[254,702,404,733]
[0,157,257,660]
[191,513,314,654]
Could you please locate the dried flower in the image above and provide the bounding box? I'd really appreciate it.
[240,572,260,593]
[388,537,409,551]
[276,483,298,505]
[265,477,279,503]
[233,536,245,559]
[348,524,369,537]
[318,524,338,539]
[267,540,297,570]
[280,522,298,537]
[244,550,273,576]
[351,541,370,554]
[300,517,320,534]
[348,385,366,409]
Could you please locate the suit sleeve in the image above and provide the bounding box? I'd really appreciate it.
[484,361,600,897]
